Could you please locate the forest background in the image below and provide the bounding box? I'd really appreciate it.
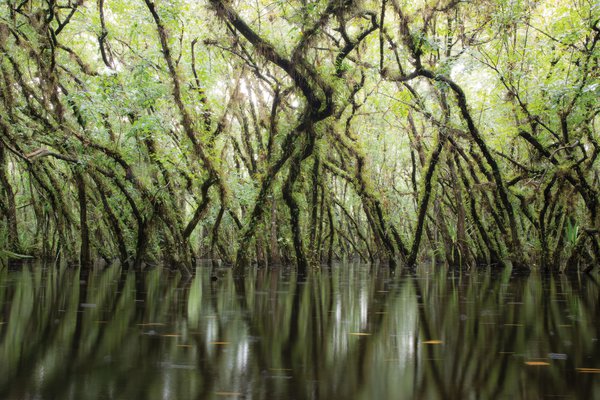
[0,0,599,275]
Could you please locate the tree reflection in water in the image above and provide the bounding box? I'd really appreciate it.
[0,263,598,399]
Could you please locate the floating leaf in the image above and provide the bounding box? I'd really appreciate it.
[215,392,241,396]
[525,361,550,366]
[423,340,443,344]
[577,368,600,373]
[210,341,230,345]
[349,332,371,336]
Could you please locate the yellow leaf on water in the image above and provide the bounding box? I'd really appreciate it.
[423,340,443,344]
[215,392,241,396]
[161,334,181,337]
[525,361,550,366]
[577,368,600,373]
[349,332,371,336]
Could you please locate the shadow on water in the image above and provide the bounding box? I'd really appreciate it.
[0,262,598,399]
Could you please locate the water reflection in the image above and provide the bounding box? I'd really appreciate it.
[0,263,598,399]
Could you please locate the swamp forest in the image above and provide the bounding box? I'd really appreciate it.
[0,0,599,399]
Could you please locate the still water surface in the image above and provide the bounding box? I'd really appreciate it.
[0,263,599,399]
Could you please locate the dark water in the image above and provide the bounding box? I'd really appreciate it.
[0,263,599,399]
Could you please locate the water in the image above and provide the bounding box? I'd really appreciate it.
[0,263,598,399]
